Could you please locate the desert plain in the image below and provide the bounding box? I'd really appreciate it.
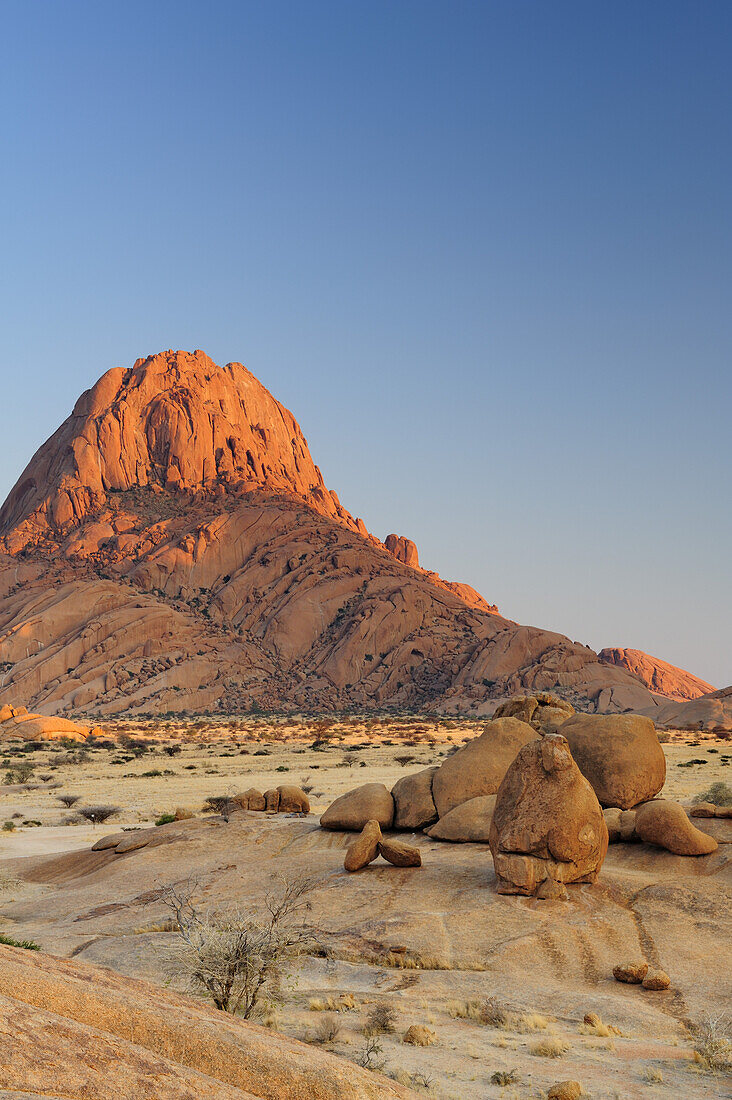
[1,715,729,1100]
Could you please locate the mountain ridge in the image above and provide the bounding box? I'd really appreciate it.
[0,349,707,718]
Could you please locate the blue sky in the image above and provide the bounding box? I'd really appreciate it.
[1,1,730,684]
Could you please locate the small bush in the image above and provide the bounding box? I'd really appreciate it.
[694,782,732,807]
[694,1012,731,1071]
[3,762,35,784]
[57,794,80,808]
[313,1014,341,1044]
[490,1070,520,1085]
[2,821,15,832]
[155,813,176,827]
[0,932,40,950]
[77,805,120,826]
[365,1001,398,1035]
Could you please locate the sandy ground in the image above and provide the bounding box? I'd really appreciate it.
[1,717,730,1100]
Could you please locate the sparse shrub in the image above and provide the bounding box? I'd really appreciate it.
[160,875,314,1016]
[3,762,35,784]
[77,805,119,826]
[57,794,80,808]
[693,781,732,807]
[163,744,182,757]
[356,1034,386,1073]
[2,821,15,832]
[693,1012,731,1071]
[365,1000,398,1035]
[394,754,416,768]
[155,813,176,827]
[490,1069,520,1085]
[313,1014,341,1044]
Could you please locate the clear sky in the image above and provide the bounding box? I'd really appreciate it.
[1,1,730,685]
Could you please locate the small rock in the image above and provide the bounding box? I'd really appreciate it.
[402,1025,436,1046]
[548,1083,582,1100]
[613,961,648,984]
[378,838,421,867]
[344,820,382,872]
[642,968,671,990]
[536,877,568,900]
[689,802,716,818]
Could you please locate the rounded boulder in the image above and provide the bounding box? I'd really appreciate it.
[432,717,537,817]
[634,799,718,855]
[320,783,394,831]
[488,733,608,896]
[560,713,666,809]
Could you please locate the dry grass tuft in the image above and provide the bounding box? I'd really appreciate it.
[529,1035,570,1058]
[309,994,356,1013]
[641,1066,664,1084]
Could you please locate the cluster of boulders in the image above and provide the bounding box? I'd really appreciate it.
[233,785,310,814]
[320,696,720,896]
[613,961,671,991]
[344,819,421,871]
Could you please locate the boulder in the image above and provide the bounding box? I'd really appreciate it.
[493,693,574,736]
[402,1025,435,1046]
[378,838,421,867]
[425,795,496,843]
[689,802,717,818]
[235,788,265,811]
[432,718,537,817]
[488,733,608,896]
[634,800,718,855]
[391,767,438,830]
[560,713,666,809]
[344,820,382,872]
[613,961,648,984]
[263,789,280,813]
[91,832,127,852]
[114,830,156,853]
[321,783,394,831]
[642,968,671,991]
[493,696,538,724]
[277,785,310,813]
[536,878,568,900]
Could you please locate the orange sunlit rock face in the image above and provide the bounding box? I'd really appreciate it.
[0,349,703,719]
[598,647,715,701]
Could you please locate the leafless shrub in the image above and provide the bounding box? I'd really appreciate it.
[159,874,314,1016]
[694,1012,731,1071]
[357,1034,387,1072]
[312,1014,341,1044]
[57,794,80,808]
[365,1000,398,1035]
[77,804,119,826]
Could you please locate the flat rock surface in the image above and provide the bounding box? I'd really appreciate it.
[1,808,729,1100]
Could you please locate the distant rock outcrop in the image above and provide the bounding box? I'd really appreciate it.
[598,647,715,701]
[0,349,694,718]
